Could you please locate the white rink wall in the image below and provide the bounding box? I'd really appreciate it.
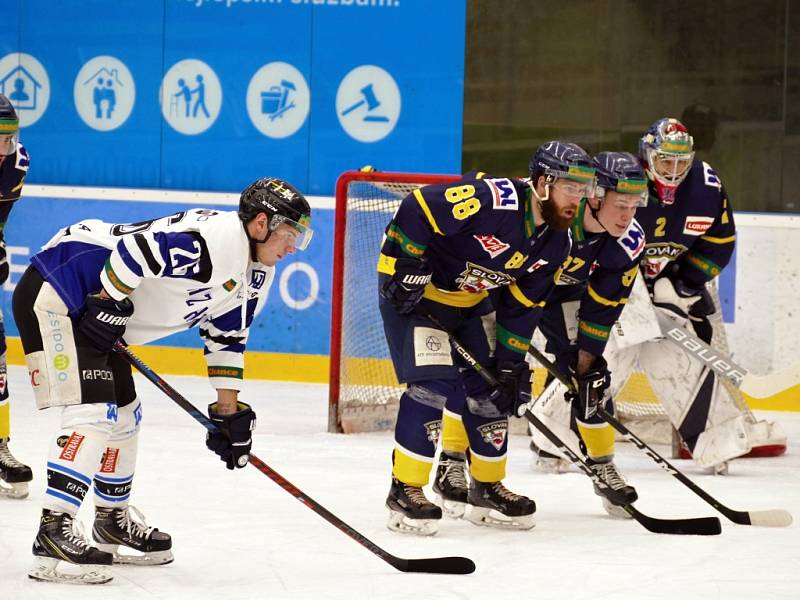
[727,214,800,374]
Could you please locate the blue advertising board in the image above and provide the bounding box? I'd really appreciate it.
[0,0,466,195]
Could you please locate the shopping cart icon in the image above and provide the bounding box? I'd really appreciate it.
[261,80,296,121]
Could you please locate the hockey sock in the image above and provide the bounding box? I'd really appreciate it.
[44,403,114,515]
[94,400,141,509]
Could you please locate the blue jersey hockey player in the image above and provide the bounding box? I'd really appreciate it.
[378,141,595,535]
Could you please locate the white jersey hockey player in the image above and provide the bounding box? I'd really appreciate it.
[12,177,313,584]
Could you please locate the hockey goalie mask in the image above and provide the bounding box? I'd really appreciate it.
[639,118,694,205]
[0,94,19,157]
[239,177,314,251]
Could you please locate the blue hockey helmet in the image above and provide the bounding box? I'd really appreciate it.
[0,94,19,157]
[239,177,313,250]
[639,118,694,204]
[529,141,596,195]
[592,151,648,207]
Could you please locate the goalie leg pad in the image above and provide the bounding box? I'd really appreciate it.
[528,378,581,472]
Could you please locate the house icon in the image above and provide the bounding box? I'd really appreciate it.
[0,65,42,111]
[83,67,124,88]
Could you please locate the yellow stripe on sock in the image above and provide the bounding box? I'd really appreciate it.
[577,421,615,460]
[441,410,469,455]
[468,451,506,483]
[0,401,8,439]
[392,447,434,487]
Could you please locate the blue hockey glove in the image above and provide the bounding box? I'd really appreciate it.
[568,357,611,420]
[206,402,256,470]
[78,293,134,352]
[489,362,533,417]
[380,257,432,314]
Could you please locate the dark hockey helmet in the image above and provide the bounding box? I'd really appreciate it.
[528,141,596,199]
[639,118,694,204]
[0,93,19,157]
[592,151,648,207]
[239,177,313,250]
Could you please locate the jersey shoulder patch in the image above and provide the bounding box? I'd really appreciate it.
[484,178,519,211]
[15,143,30,172]
[702,161,722,190]
[616,218,645,261]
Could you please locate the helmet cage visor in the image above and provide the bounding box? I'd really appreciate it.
[544,165,596,198]
[648,150,694,186]
[268,213,313,251]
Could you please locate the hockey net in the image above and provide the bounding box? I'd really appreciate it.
[327,170,740,446]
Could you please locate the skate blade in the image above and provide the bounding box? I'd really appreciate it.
[601,497,633,520]
[0,480,29,499]
[386,509,439,536]
[28,556,113,585]
[434,494,467,519]
[466,506,535,530]
[96,544,174,566]
[531,454,570,474]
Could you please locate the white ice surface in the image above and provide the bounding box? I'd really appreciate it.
[1,364,798,600]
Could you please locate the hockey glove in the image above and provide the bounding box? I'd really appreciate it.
[206,402,256,470]
[380,257,432,314]
[568,357,611,420]
[489,362,533,417]
[653,276,714,322]
[78,293,134,352]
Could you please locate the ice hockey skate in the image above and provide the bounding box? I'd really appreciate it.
[466,479,535,530]
[93,505,174,565]
[432,451,469,518]
[589,460,637,519]
[29,509,114,584]
[529,439,571,474]
[386,476,442,536]
[0,437,33,499]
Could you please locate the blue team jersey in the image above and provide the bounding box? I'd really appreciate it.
[636,159,736,288]
[378,173,572,364]
[548,199,645,356]
[0,143,29,202]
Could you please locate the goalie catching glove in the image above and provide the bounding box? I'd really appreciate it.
[652,272,715,322]
[381,257,432,314]
[489,362,533,417]
[206,402,256,470]
[568,357,611,420]
[78,292,134,352]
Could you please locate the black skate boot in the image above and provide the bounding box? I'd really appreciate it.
[29,509,114,584]
[589,459,637,519]
[93,505,174,565]
[0,437,33,499]
[386,476,442,536]
[432,451,469,518]
[467,480,536,530]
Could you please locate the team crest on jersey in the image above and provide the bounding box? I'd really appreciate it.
[477,420,508,451]
[457,262,514,293]
[473,234,510,258]
[485,178,519,211]
[617,219,646,259]
[424,420,442,445]
[683,216,714,236]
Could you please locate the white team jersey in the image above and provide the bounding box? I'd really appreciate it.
[34,209,273,390]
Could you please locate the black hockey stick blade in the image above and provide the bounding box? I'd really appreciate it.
[624,505,721,535]
[598,407,793,528]
[114,342,476,575]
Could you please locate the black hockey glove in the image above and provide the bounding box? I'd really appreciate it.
[206,402,256,470]
[78,293,134,352]
[489,362,533,417]
[568,357,611,420]
[380,257,432,314]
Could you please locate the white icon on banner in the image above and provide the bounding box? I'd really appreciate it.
[246,62,310,139]
[160,59,221,135]
[336,65,400,143]
[0,52,50,127]
[74,56,135,131]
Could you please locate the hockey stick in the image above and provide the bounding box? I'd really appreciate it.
[654,309,800,399]
[416,308,721,535]
[525,344,792,528]
[113,342,476,575]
